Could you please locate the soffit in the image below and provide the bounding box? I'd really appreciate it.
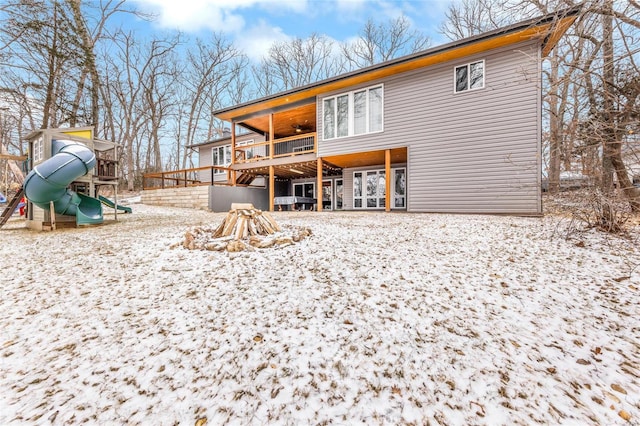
[241,102,316,138]
[323,148,407,169]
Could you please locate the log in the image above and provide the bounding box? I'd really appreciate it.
[210,207,282,241]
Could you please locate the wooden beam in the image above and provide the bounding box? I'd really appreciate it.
[385,149,391,212]
[269,165,274,212]
[231,122,236,165]
[269,113,274,159]
[317,157,323,212]
[0,154,27,161]
[231,122,237,186]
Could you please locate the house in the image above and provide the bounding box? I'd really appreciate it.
[149,8,580,214]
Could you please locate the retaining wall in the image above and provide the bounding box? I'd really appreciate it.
[141,186,210,210]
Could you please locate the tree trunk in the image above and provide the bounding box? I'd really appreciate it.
[547,52,561,193]
[41,3,59,129]
[601,0,616,194]
[67,0,100,132]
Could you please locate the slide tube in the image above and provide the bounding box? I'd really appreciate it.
[23,139,103,225]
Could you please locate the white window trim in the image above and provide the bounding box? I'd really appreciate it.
[212,144,231,174]
[322,84,384,141]
[453,60,485,94]
[33,137,44,163]
[237,139,256,159]
[353,167,406,210]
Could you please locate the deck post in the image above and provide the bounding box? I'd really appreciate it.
[316,157,323,212]
[269,114,274,159]
[231,121,236,166]
[269,165,275,212]
[385,149,391,212]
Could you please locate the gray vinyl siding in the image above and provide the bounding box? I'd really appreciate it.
[318,41,542,214]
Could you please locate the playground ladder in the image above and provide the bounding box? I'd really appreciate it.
[0,186,24,229]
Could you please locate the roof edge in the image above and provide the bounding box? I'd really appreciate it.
[214,5,582,118]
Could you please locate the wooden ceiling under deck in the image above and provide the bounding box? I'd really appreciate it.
[324,148,407,169]
[237,159,342,180]
[240,102,317,139]
[235,147,407,180]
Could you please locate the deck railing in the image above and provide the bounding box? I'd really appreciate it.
[235,133,316,164]
[142,165,236,190]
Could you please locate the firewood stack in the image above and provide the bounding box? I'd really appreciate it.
[212,205,281,240]
[176,203,311,252]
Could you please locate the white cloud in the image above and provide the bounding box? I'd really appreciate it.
[133,0,308,33]
[234,19,290,61]
[132,0,243,32]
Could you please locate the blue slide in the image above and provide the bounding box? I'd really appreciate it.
[23,139,103,225]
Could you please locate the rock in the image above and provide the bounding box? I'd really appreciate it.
[604,391,620,403]
[611,384,627,395]
[619,410,631,421]
[226,240,246,252]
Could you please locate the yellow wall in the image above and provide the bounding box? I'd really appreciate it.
[61,129,93,140]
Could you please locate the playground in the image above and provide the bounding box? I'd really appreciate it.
[0,127,130,230]
[0,200,638,425]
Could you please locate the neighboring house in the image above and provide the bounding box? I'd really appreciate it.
[189,129,266,185]
[195,9,580,214]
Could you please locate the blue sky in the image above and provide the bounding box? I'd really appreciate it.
[131,0,453,60]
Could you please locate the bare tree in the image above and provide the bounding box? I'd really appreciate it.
[254,33,338,95]
[578,0,640,209]
[341,15,431,70]
[439,0,512,40]
[66,0,132,132]
[175,35,245,169]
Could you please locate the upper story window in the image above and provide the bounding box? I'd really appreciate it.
[323,84,383,140]
[455,60,484,93]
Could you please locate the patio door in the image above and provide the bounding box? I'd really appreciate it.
[293,182,315,198]
[334,179,344,210]
[322,180,333,210]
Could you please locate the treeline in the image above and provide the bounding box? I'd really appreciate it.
[0,1,428,190]
[442,0,639,210]
[0,0,638,211]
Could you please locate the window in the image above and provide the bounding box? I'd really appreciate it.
[354,168,406,209]
[394,168,406,208]
[334,179,344,210]
[212,144,231,174]
[237,139,256,160]
[294,182,315,198]
[353,173,363,208]
[33,136,44,163]
[323,85,384,140]
[455,60,484,93]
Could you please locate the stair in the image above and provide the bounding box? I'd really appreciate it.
[236,173,255,185]
[0,186,25,228]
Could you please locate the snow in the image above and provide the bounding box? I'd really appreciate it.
[1,203,639,425]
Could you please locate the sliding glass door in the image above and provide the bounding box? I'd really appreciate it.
[354,168,406,209]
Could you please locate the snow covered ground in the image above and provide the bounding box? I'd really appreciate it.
[0,203,639,425]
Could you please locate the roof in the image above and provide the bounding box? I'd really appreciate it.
[214,6,581,123]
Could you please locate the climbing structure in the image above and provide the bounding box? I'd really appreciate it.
[23,127,121,230]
